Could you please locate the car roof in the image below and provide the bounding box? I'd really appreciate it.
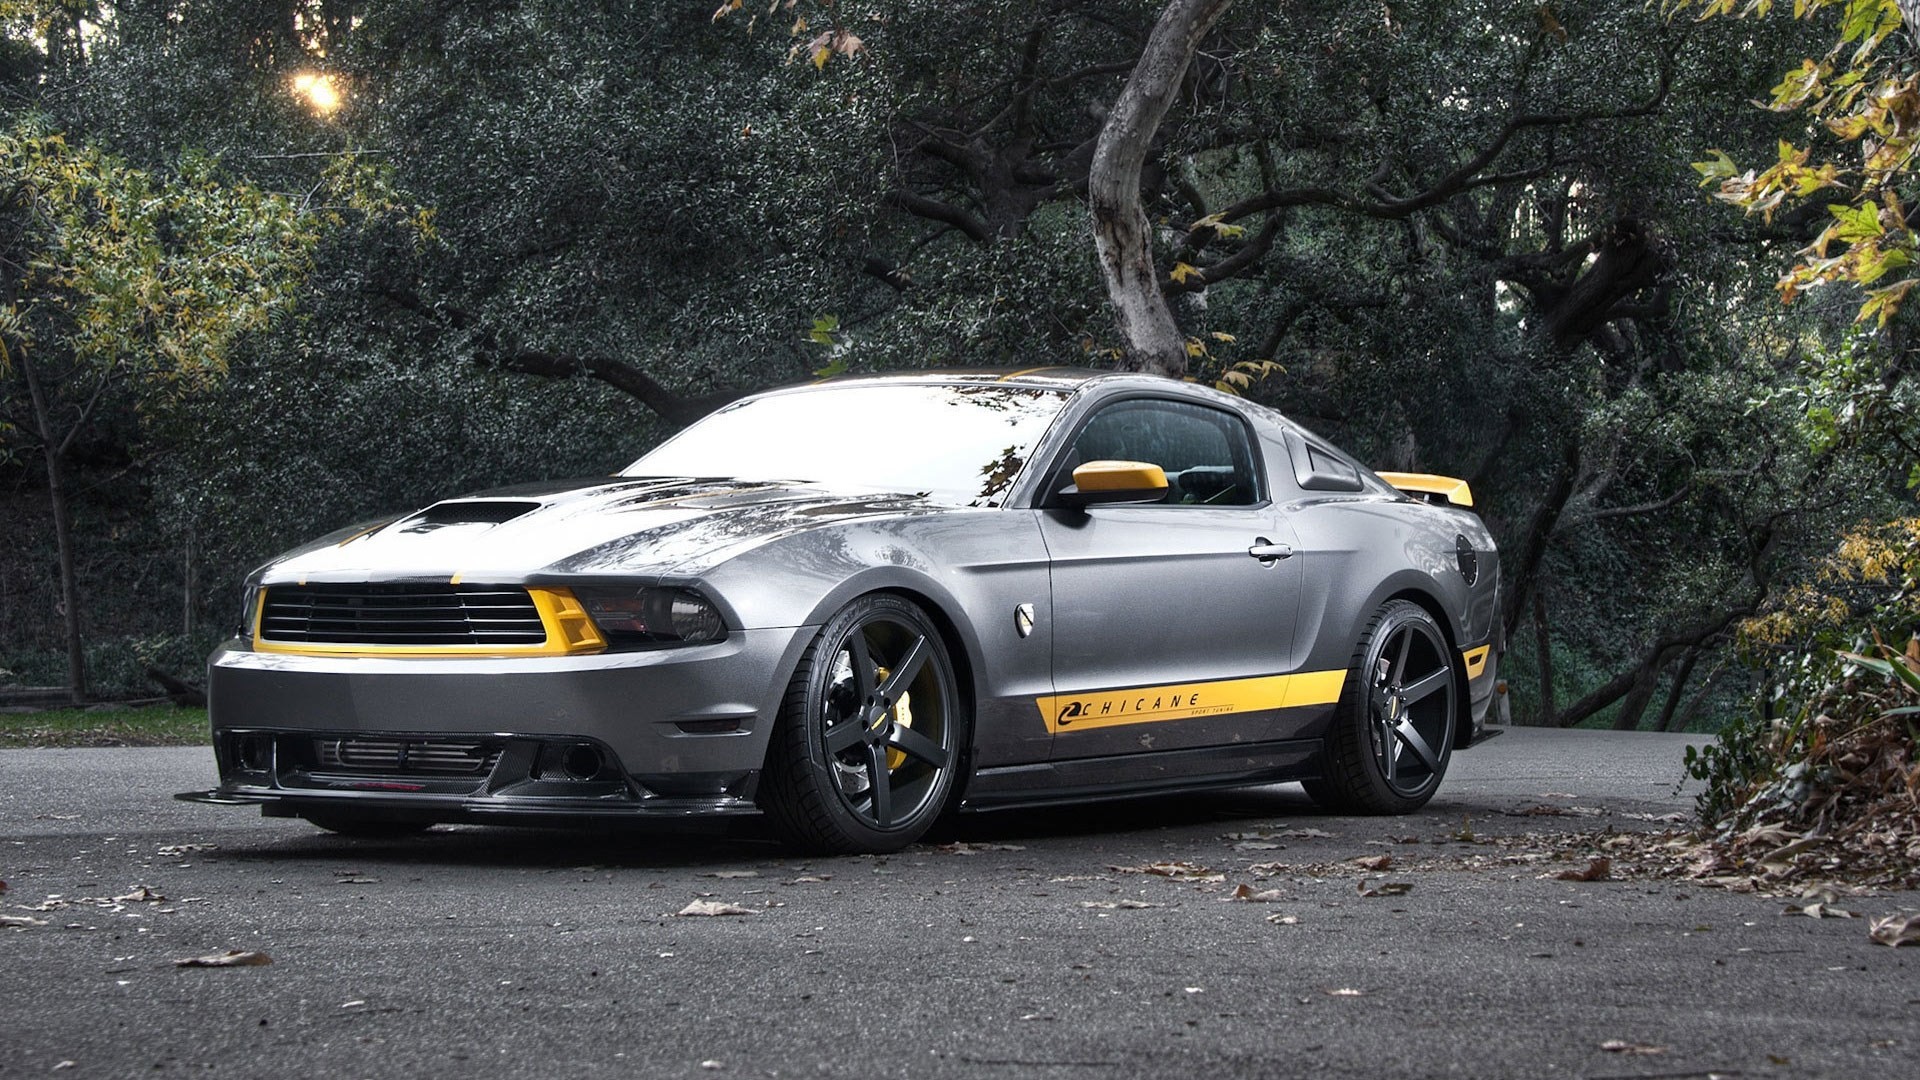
[805,366,1186,393]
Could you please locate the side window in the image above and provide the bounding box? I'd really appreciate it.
[1056,398,1261,506]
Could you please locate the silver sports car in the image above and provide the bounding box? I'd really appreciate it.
[181,369,1501,853]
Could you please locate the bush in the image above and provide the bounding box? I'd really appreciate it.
[1684,517,1920,887]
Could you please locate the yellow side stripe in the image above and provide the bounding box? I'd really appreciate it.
[1038,669,1346,735]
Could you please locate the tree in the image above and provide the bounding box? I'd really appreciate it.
[0,122,321,700]
[1087,0,1235,377]
[1684,0,1916,328]
[0,0,1884,732]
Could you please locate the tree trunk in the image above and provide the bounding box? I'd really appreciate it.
[1608,657,1665,731]
[1501,435,1580,641]
[19,350,89,704]
[1088,0,1234,378]
[1532,588,1557,727]
[1653,645,1702,732]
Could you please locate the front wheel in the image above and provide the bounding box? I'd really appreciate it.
[759,594,965,854]
[1305,599,1458,814]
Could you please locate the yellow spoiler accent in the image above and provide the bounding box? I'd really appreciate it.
[1377,471,1474,508]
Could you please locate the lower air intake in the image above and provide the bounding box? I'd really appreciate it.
[313,738,501,776]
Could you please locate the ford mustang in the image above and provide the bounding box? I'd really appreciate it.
[180,368,1501,853]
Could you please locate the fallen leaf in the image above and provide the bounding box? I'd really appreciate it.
[1078,900,1159,910]
[1782,902,1857,919]
[1229,884,1288,903]
[676,900,755,917]
[1356,878,1412,898]
[1245,861,1290,875]
[702,870,759,879]
[1352,855,1393,871]
[113,886,165,903]
[156,844,215,856]
[1869,912,1920,947]
[174,950,271,968]
[786,876,830,884]
[935,842,1025,855]
[1760,836,1823,867]
[1551,857,1611,882]
[1110,861,1223,882]
[1325,987,1365,997]
[334,876,378,885]
[0,914,49,928]
[1231,841,1283,851]
[1265,913,1300,925]
[1599,1040,1665,1055]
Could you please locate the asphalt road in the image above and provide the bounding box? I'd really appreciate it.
[2,729,1915,1079]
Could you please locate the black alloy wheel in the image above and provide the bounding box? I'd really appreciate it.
[760,594,963,853]
[1305,599,1458,814]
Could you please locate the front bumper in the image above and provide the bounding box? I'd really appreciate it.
[186,627,813,821]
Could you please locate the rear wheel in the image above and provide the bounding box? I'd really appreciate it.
[759,594,964,854]
[1306,599,1457,814]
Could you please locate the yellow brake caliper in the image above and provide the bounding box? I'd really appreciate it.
[874,665,914,770]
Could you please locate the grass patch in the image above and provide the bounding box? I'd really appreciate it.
[0,705,209,748]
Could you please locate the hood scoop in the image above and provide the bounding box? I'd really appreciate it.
[398,500,541,534]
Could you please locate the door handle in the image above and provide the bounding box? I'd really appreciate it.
[1249,538,1294,562]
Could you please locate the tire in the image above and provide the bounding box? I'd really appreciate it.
[759,594,965,854]
[1305,599,1458,814]
[301,813,435,838]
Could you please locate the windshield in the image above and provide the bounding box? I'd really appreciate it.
[622,382,1070,506]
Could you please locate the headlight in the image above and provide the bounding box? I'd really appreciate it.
[238,583,261,639]
[574,587,726,646]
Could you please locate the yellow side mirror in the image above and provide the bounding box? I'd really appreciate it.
[1057,460,1169,508]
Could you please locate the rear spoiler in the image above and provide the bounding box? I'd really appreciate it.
[1376,472,1474,509]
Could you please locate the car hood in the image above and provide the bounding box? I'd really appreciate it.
[259,477,937,584]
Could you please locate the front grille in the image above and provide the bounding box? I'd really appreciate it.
[259,584,546,646]
[313,737,502,776]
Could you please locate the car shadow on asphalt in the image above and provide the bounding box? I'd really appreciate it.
[207,782,1335,870]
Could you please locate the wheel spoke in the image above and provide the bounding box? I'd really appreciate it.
[887,723,948,769]
[847,631,877,701]
[864,743,892,826]
[824,717,868,756]
[1389,629,1413,684]
[1394,719,1441,773]
[1399,667,1451,707]
[880,635,930,702]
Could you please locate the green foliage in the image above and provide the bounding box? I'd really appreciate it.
[0,0,1899,736]
[0,118,316,383]
[0,705,209,748]
[1678,0,1920,324]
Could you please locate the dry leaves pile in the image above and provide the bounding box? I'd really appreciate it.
[1680,710,1919,894]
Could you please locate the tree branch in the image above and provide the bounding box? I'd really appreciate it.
[884,188,992,243]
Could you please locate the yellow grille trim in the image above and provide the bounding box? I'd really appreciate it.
[253,586,607,658]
